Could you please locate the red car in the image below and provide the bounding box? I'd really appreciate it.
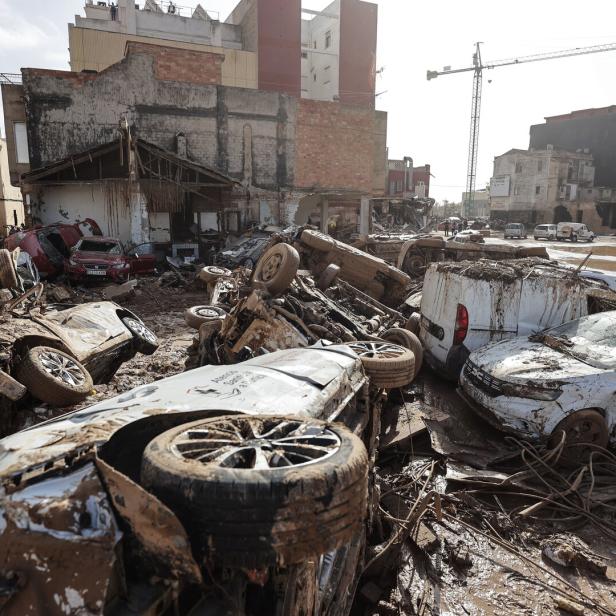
[66,236,156,282]
[4,219,102,278]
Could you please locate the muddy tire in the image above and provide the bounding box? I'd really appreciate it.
[347,341,414,389]
[185,305,227,331]
[141,415,369,568]
[122,316,159,355]
[300,229,336,253]
[15,346,93,407]
[549,409,608,465]
[199,266,232,284]
[405,253,426,277]
[0,249,18,290]
[405,312,420,335]
[571,234,578,243]
[318,264,340,290]
[381,328,423,379]
[253,243,299,296]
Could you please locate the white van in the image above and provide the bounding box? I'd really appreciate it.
[533,224,557,240]
[418,259,611,379]
[556,222,595,242]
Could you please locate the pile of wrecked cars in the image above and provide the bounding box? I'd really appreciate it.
[0,248,158,436]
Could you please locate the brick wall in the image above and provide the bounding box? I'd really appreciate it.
[125,42,223,85]
[295,99,376,192]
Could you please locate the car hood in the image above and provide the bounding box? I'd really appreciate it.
[469,338,602,383]
[31,301,131,360]
[0,345,364,480]
[73,251,124,264]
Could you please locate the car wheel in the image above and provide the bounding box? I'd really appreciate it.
[588,236,594,243]
[15,346,93,406]
[141,415,369,568]
[318,264,340,291]
[347,341,415,389]
[381,328,423,379]
[404,312,420,335]
[0,249,18,290]
[253,243,299,296]
[184,305,227,331]
[300,229,336,252]
[122,316,159,355]
[404,253,427,277]
[198,265,232,284]
[549,409,608,464]
[571,234,578,243]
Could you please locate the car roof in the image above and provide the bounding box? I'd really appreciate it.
[78,236,120,243]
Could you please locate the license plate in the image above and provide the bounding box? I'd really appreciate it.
[86,269,106,276]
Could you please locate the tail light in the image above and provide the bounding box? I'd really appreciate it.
[453,304,468,345]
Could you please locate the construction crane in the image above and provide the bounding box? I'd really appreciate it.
[427,41,616,214]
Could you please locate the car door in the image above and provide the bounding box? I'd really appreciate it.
[128,243,156,274]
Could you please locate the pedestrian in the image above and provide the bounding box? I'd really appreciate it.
[452,221,458,235]
[444,220,450,236]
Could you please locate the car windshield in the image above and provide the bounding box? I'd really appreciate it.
[532,311,616,369]
[78,240,122,254]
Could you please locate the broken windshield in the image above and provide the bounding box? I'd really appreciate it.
[532,311,616,370]
[78,240,122,254]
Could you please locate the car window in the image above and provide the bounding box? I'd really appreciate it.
[538,312,616,369]
[78,240,122,254]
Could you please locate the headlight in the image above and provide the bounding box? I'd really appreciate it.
[112,263,129,270]
[501,383,562,401]
[68,258,78,266]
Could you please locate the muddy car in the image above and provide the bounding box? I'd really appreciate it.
[298,230,412,307]
[0,286,158,430]
[0,342,409,615]
[459,311,616,459]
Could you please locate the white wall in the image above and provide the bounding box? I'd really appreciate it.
[33,184,132,242]
[301,0,340,101]
[0,139,25,228]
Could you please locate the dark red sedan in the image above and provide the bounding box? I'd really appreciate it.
[66,236,156,282]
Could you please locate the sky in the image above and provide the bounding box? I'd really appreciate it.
[1,0,616,203]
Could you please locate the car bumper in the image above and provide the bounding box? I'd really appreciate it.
[67,267,129,282]
[459,373,554,439]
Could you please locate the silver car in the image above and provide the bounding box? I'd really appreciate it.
[533,224,557,240]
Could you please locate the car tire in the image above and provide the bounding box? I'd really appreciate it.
[318,264,340,290]
[347,341,415,389]
[571,234,578,243]
[199,265,232,284]
[300,229,336,252]
[549,409,608,465]
[122,316,159,355]
[15,346,93,407]
[141,414,369,568]
[404,253,427,277]
[381,328,423,379]
[185,305,227,331]
[404,312,420,335]
[534,236,539,241]
[0,249,18,290]
[253,243,299,296]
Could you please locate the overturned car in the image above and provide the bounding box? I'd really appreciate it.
[0,342,411,615]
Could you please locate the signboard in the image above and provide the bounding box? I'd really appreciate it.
[490,176,510,197]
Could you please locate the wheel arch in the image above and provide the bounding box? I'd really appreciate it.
[13,334,72,359]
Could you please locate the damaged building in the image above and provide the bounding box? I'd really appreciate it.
[2,0,387,253]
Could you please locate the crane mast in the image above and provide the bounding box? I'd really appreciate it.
[427,41,616,216]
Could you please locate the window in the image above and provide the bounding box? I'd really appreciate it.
[325,30,331,49]
[515,161,522,173]
[313,73,317,82]
[313,41,317,49]
[535,185,541,195]
[301,51,308,59]
[14,122,29,164]
[538,160,543,172]
[513,185,520,196]
[389,181,396,194]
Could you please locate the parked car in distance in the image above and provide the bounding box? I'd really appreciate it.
[418,258,614,379]
[448,229,485,243]
[459,311,616,461]
[0,343,382,616]
[4,219,102,278]
[556,221,595,242]
[534,224,557,240]
[503,223,527,239]
[66,237,156,282]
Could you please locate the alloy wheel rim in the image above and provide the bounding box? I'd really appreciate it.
[125,317,157,343]
[261,254,282,281]
[171,417,340,470]
[196,307,221,319]
[38,351,86,386]
[348,341,406,359]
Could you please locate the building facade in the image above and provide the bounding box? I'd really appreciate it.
[386,160,430,198]
[489,148,597,226]
[69,0,377,105]
[2,42,387,244]
[0,139,25,230]
[461,188,489,219]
